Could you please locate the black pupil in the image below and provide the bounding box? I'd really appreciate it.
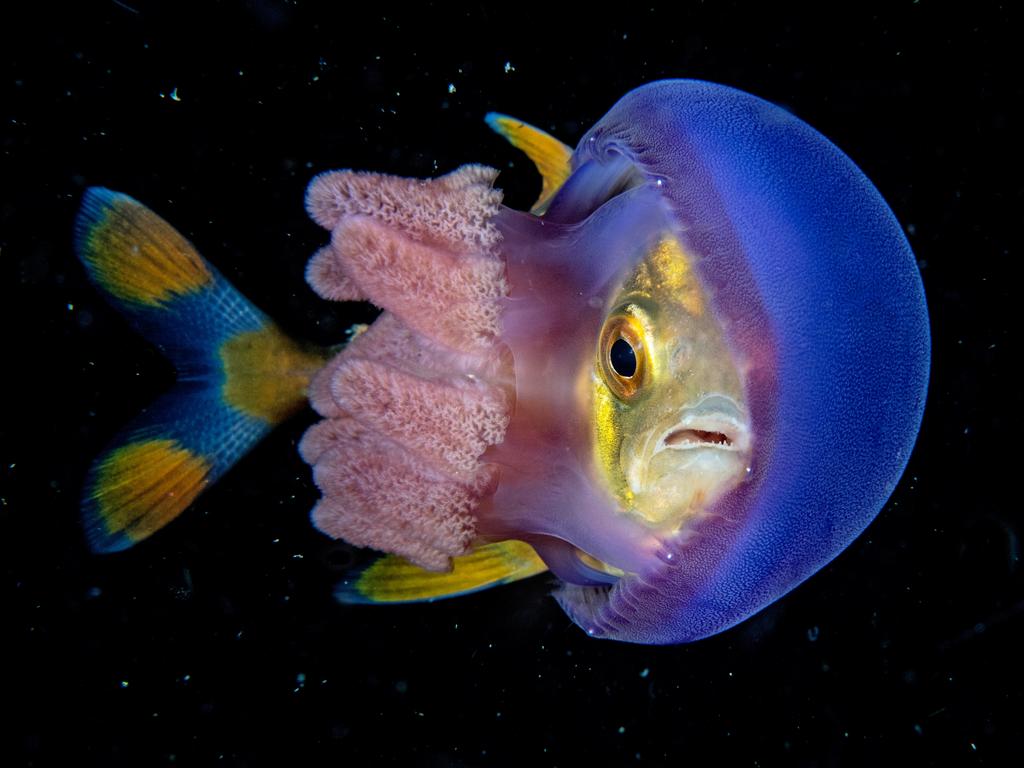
[609,338,637,378]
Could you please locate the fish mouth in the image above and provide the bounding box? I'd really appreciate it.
[626,395,751,527]
[655,395,750,455]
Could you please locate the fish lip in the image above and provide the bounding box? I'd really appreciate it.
[653,395,750,454]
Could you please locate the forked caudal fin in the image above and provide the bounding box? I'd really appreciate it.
[75,188,327,552]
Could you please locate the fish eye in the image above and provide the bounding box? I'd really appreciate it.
[599,312,648,400]
[609,338,637,378]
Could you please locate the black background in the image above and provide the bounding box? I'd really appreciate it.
[3,2,1020,765]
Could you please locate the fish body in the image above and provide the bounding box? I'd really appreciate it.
[76,80,929,643]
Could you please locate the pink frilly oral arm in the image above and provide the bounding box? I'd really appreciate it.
[301,166,512,571]
[305,165,503,252]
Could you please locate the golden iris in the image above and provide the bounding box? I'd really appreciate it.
[599,311,648,400]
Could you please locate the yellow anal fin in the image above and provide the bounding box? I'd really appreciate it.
[485,113,572,215]
[338,540,548,604]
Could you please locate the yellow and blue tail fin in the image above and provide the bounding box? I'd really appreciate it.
[75,188,326,553]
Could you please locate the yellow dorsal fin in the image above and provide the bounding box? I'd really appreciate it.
[485,113,572,215]
[337,540,548,604]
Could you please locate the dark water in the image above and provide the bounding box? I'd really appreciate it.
[3,3,1020,765]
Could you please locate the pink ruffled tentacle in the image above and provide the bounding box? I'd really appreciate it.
[300,166,512,571]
